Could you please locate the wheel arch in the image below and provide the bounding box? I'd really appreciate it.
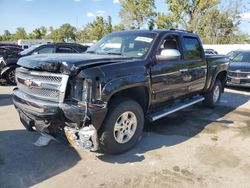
[107,86,150,114]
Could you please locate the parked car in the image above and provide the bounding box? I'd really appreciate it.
[13,30,229,154]
[0,46,23,55]
[0,42,21,48]
[0,43,89,84]
[226,50,241,60]
[227,50,250,87]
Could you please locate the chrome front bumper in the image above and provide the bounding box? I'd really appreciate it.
[227,77,250,88]
[13,88,59,116]
[227,82,250,87]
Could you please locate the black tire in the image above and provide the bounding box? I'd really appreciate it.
[203,80,222,108]
[99,98,144,154]
[5,68,16,85]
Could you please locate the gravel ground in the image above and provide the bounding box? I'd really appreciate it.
[0,85,250,188]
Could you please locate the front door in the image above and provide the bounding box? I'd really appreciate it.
[150,35,187,106]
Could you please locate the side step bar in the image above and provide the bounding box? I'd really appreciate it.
[147,96,205,122]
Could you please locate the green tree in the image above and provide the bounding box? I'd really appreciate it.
[113,24,126,31]
[165,0,219,31]
[163,0,248,44]
[107,16,113,33]
[1,30,12,41]
[30,26,47,39]
[4,30,11,36]
[197,8,248,44]
[76,23,93,42]
[14,27,27,40]
[156,13,177,29]
[88,16,110,40]
[48,24,76,42]
[119,0,156,29]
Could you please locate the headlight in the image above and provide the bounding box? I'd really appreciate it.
[82,79,94,101]
[69,77,101,103]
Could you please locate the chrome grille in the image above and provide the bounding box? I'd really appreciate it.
[16,71,62,83]
[228,71,250,78]
[15,67,69,102]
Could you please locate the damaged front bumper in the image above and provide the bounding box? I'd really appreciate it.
[12,88,108,151]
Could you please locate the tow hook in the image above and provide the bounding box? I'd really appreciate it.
[64,125,99,151]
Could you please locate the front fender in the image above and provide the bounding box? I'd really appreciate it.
[102,74,150,101]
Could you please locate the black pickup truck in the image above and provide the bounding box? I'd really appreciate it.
[13,30,229,154]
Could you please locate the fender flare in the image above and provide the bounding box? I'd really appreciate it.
[102,74,151,103]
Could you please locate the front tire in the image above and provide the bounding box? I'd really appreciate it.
[99,98,144,154]
[203,80,222,108]
[5,68,16,85]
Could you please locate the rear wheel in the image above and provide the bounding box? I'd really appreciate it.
[99,98,144,154]
[203,80,222,108]
[5,68,16,85]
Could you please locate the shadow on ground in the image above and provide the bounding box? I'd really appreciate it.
[0,90,249,187]
[0,130,80,187]
[0,94,13,106]
[97,90,250,163]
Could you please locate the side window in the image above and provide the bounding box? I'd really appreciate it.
[56,46,77,53]
[36,46,54,54]
[183,37,202,60]
[158,35,180,56]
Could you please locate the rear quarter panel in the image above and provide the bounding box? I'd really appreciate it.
[204,55,229,91]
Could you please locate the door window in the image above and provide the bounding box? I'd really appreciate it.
[56,46,77,53]
[36,46,54,54]
[183,37,202,60]
[158,35,181,56]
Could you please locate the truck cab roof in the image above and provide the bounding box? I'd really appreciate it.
[112,29,198,37]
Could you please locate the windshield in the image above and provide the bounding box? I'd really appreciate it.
[232,51,250,63]
[227,51,241,59]
[86,32,156,58]
[19,45,41,55]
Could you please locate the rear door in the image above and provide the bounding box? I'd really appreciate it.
[181,36,207,94]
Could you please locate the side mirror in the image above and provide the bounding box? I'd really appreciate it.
[32,51,39,55]
[156,49,181,61]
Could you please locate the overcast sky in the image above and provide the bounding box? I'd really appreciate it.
[0,0,250,35]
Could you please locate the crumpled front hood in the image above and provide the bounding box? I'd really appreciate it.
[229,62,250,72]
[17,53,130,75]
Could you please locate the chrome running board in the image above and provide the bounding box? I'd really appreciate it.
[147,96,205,122]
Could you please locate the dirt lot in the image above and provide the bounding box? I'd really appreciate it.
[0,85,250,188]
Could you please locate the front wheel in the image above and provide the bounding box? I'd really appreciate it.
[5,68,16,85]
[99,99,144,154]
[203,80,222,108]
